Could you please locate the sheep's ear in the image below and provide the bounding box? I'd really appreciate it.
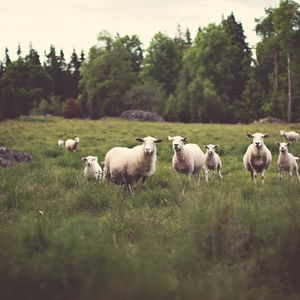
[214,144,219,149]
[94,156,98,161]
[136,138,144,142]
[263,134,270,138]
[246,133,253,138]
[168,136,174,141]
[275,141,280,146]
[155,139,162,143]
[287,142,291,147]
[182,136,188,142]
[204,145,209,149]
[82,157,87,161]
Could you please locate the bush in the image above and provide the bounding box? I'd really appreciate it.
[32,94,63,116]
[63,99,84,118]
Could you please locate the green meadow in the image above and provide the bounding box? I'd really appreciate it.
[0,117,300,300]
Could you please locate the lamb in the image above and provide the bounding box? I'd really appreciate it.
[243,133,272,184]
[275,141,300,181]
[168,136,204,178]
[203,144,222,182]
[103,136,162,195]
[280,130,299,142]
[82,156,103,180]
[58,139,64,148]
[65,137,80,152]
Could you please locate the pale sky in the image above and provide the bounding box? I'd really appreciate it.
[0,0,281,62]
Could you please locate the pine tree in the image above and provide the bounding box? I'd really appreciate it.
[0,62,5,78]
[17,44,22,59]
[80,50,85,63]
[222,13,252,104]
[185,28,192,47]
[26,44,41,65]
[4,48,11,66]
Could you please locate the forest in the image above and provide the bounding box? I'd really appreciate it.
[0,0,300,123]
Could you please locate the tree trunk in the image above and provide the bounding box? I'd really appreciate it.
[274,49,278,92]
[287,49,292,122]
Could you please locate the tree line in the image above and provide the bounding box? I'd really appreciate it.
[1,0,300,123]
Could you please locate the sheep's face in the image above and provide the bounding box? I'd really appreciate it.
[247,133,270,149]
[136,136,162,155]
[58,139,64,146]
[168,136,188,152]
[205,144,219,156]
[75,137,80,144]
[82,156,97,167]
[276,141,290,153]
[280,130,285,136]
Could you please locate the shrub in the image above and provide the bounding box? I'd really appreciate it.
[32,94,63,116]
[63,98,84,118]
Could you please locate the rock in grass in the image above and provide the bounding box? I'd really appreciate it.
[0,147,32,167]
[120,110,165,122]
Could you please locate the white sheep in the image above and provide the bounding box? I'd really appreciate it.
[280,130,299,142]
[168,136,204,179]
[58,139,64,148]
[104,136,162,195]
[243,133,272,184]
[65,137,80,152]
[275,141,300,181]
[82,156,103,180]
[203,144,222,182]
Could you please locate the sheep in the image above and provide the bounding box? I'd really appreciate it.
[275,141,300,181]
[58,139,64,148]
[203,144,222,182]
[65,137,80,152]
[103,136,162,195]
[82,156,103,180]
[243,133,272,184]
[168,136,204,179]
[280,130,299,142]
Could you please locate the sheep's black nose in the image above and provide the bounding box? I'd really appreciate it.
[255,142,260,146]
[174,144,178,147]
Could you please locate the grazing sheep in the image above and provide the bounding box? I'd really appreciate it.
[58,139,64,148]
[65,137,80,152]
[280,130,299,142]
[275,141,300,181]
[203,144,222,182]
[104,136,162,195]
[243,133,272,184]
[82,156,103,180]
[168,136,204,178]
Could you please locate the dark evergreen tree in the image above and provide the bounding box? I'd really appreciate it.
[68,49,81,98]
[0,62,4,79]
[45,45,63,100]
[4,48,11,66]
[26,47,41,65]
[222,13,252,104]
[17,44,22,59]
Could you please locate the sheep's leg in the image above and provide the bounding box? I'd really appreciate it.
[205,169,209,183]
[289,170,293,180]
[251,170,257,184]
[217,166,223,179]
[261,170,265,185]
[278,168,283,180]
[126,183,134,196]
[141,176,148,186]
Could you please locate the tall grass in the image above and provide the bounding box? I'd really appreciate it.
[0,117,300,300]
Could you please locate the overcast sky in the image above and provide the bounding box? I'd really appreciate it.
[0,0,280,61]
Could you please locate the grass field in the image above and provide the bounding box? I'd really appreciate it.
[0,116,300,300]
